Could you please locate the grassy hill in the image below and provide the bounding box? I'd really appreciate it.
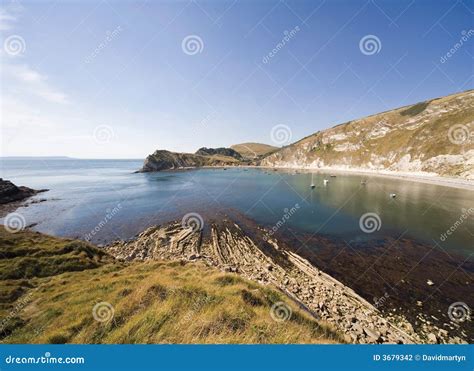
[261,90,474,179]
[0,227,342,344]
[231,143,278,159]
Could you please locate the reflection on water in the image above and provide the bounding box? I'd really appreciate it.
[0,159,472,255]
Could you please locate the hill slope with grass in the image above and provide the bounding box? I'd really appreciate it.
[261,90,474,179]
[0,227,342,344]
[231,143,278,159]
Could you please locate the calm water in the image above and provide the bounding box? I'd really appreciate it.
[0,159,472,255]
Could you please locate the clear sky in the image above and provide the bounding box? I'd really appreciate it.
[1,0,472,158]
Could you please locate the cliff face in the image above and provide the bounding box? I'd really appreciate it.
[261,90,474,179]
[138,150,240,172]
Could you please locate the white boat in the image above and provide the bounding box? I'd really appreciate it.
[323,179,329,186]
[310,173,315,189]
[390,193,397,198]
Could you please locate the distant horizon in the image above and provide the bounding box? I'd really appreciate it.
[2,87,471,159]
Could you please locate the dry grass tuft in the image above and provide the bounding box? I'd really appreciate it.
[0,227,343,344]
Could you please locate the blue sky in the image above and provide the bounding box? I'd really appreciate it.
[1,0,472,158]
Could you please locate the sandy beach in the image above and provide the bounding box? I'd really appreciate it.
[248,166,474,191]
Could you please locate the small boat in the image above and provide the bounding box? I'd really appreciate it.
[360,180,366,185]
[323,179,329,186]
[390,193,397,198]
[310,174,315,189]
[330,175,336,178]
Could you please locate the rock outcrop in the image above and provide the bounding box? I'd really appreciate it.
[106,218,463,344]
[0,179,47,205]
[261,90,474,179]
[137,149,240,172]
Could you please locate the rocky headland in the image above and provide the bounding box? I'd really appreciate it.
[137,149,242,173]
[138,90,473,181]
[0,179,45,205]
[0,179,48,216]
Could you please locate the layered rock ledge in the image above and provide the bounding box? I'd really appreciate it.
[105,218,455,344]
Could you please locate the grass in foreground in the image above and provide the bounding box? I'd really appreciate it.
[0,227,343,344]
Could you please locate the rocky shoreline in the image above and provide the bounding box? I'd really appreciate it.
[0,179,48,217]
[105,216,467,344]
